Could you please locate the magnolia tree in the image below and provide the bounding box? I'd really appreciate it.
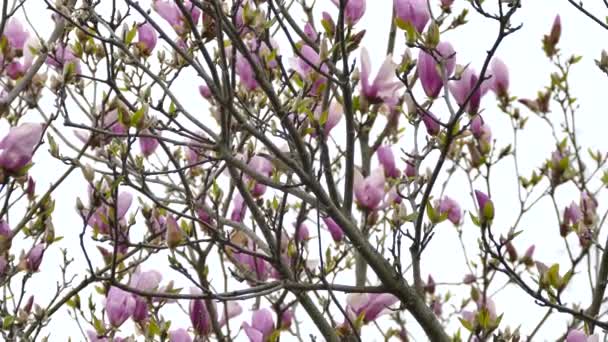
[2,0,608,341]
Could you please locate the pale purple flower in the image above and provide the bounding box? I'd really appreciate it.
[139,129,160,157]
[354,167,386,210]
[45,44,81,74]
[437,196,462,225]
[25,243,44,272]
[330,0,366,25]
[243,308,275,342]
[231,192,247,222]
[360,47,403,106]
[394,0,430,33]
[3,18,29,52]
[376,145,400,178]
[153,0,201,35]
[418,42,456,98]
[304,22,318,41]
[296,223,310,242]
[323,216,344,242]
[405,160,416,178]
[232,245,270,281]
[236,52,259,90]
[137,22,157,55]
[470,116,492,144]
[199,85,212,99]
[0,123,44,172]
[345,293,399,323]
[189,288,212,335]
[487,58,509,96]
[563,202,582,226]
[291,45,328,95]
[421,111,440,136]
[244,155,273,197]
[449,67,486,114]
[475,190,494,221]
[87,191,133,235]
[130,267,162,322]
[566,329,599,342]
[313,101,343,136]
[169,328,193,342]
[106,286,136,327]
[218,301,243,326]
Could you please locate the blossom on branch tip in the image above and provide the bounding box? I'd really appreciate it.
[330,0,366,26]
[474,190,494,223]
[105,286,136,327]
[345,292,399,324]
[421,111,440,136]
[243,308,275,342]
[376,145,400,178]
[169,329,192,342]
[354,167,386,210]
[25,243,44,272]
[487,58,509,97]
[394,0,430,33]
[323,216,344,242]
[153,0,201,35]
[449,67,486,114]
[418,42,456,98]
[566,329,599,342]
[137,22,158,56]
[139,129,160,157]
[437,196,462,225]
[313,101,343,137]
[3,18,29,52]
[360,47,403,106]
[0,123,44,172]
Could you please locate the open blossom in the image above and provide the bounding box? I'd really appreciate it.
[394,0,430,33]
[87,191,133,235]
[0,123,44,172]
[418,42,456,98]
[46,44,81,74]
[563,202,582,228]
[189,289,242,336]
[330,0,366,25]
[345,293,399,324]
[236,52,259,90]
[354,168,386,210]
[3,18,29,52]
[169,329,192,342]
[323,216,344,242]
[232,243,271,281]
[153,0,201,35]
[105,287,136,327]
[566,329,599,342]
[449,67,486,114]
[376,145,400,178]
[437,196,462,225]
[360,47,403,106]
[291,45,328,95]
[137,22,157,55]
[243,309,275,342]
[130,267,162,322]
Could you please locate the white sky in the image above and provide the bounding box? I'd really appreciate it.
[6,0,608,341]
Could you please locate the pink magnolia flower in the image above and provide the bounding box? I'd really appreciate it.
[376,145,400,178]
[130,267,162,322]
[449,67,487,114]
[437,196,462,225]
[323,216,344,242]
[231,192,247,222]
[470,116,492,144]
[0,123,44,172]
[169,328,193,342]
[566,329,599,342]
[236,52,259,90]
[280,309,294,329]
[421,111,440,136]
[487,58,509,97]
[304,22,318,41]
[25,243,44,272]
[105,286,136,327]
[345,293,399,324]
[418,42,456,98]
[199,84,212,99]
[295,223,310,242]
[354,167,386,210]
[245,155,273,197]
[153,0,201,35]
[137,22,158,55]
[165,215,183,249]
[3,18,29,52]
[243,309,275,342]
[475,190,494,222]
[360,47,403,106]
[189,287,242,336]
[563,202,582,227]
[290,45,328,95]
[313,101,343,136]
[45,44,81,74]
[394,0,430,33]
[232,244,271,281]
[139,129,160,157]
[87,191,133,235]
[330,0,366,25]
